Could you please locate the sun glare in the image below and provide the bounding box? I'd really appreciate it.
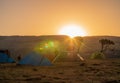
[59,24,87,38]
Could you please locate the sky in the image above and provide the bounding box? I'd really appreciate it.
[0,0,120,36]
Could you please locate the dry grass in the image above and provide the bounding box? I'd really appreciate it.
[0,59,120,83]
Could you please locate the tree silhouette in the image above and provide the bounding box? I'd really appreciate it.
[74,37,83,53]
[99,39,115,52]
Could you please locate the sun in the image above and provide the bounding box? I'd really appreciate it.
[58,24,87,38]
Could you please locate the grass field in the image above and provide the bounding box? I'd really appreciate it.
[0,59,120,83]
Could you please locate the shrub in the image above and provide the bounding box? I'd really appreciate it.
[90,52,105,59]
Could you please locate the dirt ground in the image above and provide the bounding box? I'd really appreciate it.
[0,59,120,83]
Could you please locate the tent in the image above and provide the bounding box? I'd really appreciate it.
[0,53,15,63]
[18,52,52,66]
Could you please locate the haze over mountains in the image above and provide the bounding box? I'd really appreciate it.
[0,35,120,60]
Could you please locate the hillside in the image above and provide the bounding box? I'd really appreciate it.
[0,35,120,61]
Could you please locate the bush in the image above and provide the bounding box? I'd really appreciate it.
[90,52,105,59]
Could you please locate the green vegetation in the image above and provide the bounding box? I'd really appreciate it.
[90,52,105,59]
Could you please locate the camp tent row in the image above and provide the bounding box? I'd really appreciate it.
[0,51,52,66]
[0,51,84,66]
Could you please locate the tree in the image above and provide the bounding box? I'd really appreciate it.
[99,39,115,53]
[74,37,83,53]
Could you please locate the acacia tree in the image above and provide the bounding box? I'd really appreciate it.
[99,39,115,53]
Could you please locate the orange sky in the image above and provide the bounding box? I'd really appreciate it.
[0,0,120,36]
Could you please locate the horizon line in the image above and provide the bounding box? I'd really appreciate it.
[0,35,120,37]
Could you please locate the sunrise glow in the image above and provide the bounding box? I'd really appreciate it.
[59,24,87,38]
